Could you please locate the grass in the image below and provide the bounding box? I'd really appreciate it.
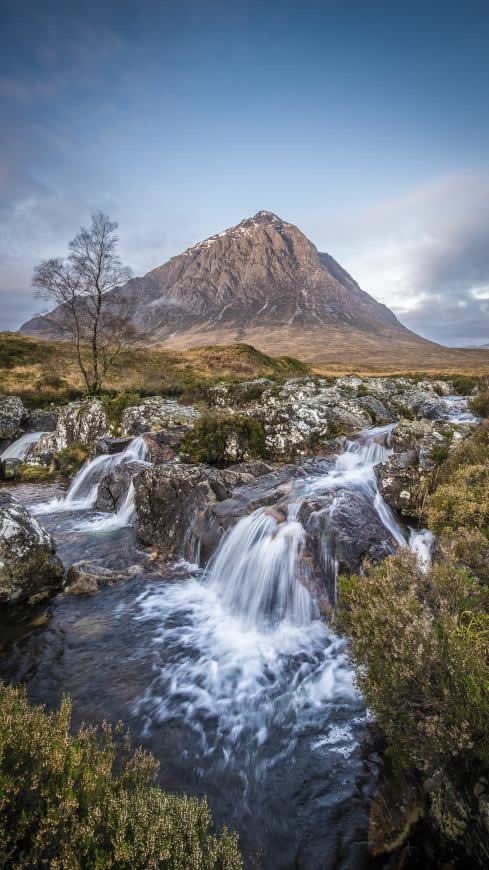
[0,333,310,407]
[0,682,241,869]
[2,333,488,409]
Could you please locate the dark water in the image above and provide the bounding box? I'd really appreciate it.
[0,478,381,870]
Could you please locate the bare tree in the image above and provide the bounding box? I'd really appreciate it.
[33,212,139,395]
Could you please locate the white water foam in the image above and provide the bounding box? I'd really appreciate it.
[31,436,149,516]
[1,431,47,461]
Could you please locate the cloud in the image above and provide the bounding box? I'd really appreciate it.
[328,173,489,346]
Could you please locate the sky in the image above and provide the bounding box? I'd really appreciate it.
[1,0,489,346]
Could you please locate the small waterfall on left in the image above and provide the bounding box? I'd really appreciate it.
[32,435,149,516]
[1,431,47,461]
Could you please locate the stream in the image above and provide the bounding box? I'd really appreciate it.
[0,398,472,869]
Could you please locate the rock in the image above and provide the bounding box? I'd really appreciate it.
[356,395,396,424]
[0,457,22,481]
[95,436,133,455]
[32,398,110,454]
[134,462,274,562]
[207,378,273,408]
[250,379,372,458]
[391,390,447,421]
[0,492,64,605]
[376,421,473,521]
[23,407,58,432]
[64,560,130,596]
[0,395,26,439]
[298,489,398,598]
[95,460,147,512]
[120,398,200,436]
[142,426,191,462]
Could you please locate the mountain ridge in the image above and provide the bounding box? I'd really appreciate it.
[21,210,488,368]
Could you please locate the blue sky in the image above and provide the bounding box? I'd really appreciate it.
[1,0,489,345]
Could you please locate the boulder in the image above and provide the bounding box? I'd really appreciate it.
[95,460,147,512]
[376,420,473,521]
[207,378,273,408]
[141,426,191,462]
[298,489,397,598]
[0,492,64,605]
[356,395,396,424]
[0,395,26,440]
[95,436,133,456]
[134,462,274,562]
[64,560,130,596]
[0,457,22,481]
[120,398,200,436]
[23,407,58,433]
[32,398,110,454]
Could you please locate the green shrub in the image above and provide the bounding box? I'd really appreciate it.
[451,375,480,396]
[180,414,267,467]
[0,683,241,869]
[436,422,489,482]
[53,443,90,477]
[337,550,489,772]
[428,463,489,533]
[101,392,143,428]
[469,392,489,418]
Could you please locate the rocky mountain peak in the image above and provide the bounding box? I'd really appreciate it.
[21,210,405,349]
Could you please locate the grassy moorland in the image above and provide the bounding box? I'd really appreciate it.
[0,333,309,407]
[1,332,488,409]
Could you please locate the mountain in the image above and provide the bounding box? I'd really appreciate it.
[20,210,489,367]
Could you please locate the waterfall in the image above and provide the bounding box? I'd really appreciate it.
[205,510,315,626]
[32,436,149,515]
[1,431,47,461]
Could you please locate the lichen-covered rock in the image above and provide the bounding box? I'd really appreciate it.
[120,398,200,436]
[23,407,58,433]
[0,492,64,604]
[95,460,147,512]
[0,457,22,481]
[207,378,273,408]
[134,462,273,562]
[64,560,129,596]
[0,395,27,439]
[95,436,133,455]
[376,421,473,521]
[356,395,396,425]
[32,398,110,455]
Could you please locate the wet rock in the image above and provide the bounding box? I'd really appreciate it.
[0,492,64,605]
[32,398,110,454]
[142,426,191,462]
[134,462,274,562]
[23,407,58,433]
[64,560,130,596]
[95,460,147,512]
[298,488,398,596]
[356,395,396,424]
[0,457,22,481]
[368,776,422,857]
[120,397,200,436]
[95,436,133,455]
[0,395,26,439]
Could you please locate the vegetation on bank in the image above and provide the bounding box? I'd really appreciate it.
[9,444,90,483]
[180,413,267,466]
[337,419,489,862]
[0,683,241,869]
[0,333,309,408]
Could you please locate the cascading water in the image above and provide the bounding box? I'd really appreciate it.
[32,435,149,516]
[0,431,47,461]
[204,510,314,626]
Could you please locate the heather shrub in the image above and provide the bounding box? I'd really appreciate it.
[469,392,489,418]
[337,550,489,772]
[180,414,267,467]
[0,683,241,869]
[53,442,91,477]
[428,463,489,533]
